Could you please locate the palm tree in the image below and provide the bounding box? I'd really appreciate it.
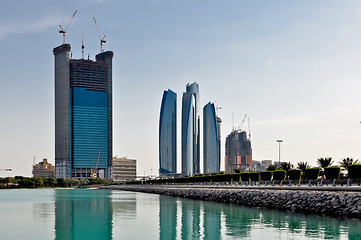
[317,157,333,169]
[338,158,359,171]
[297,161,310,179]
[266,164,277,171]
[280,162,294,171]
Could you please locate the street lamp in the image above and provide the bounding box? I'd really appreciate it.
[277,140,283,168]
[150,169,153,179]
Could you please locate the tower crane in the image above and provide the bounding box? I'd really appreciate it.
[0,169,11,172]
[248,116,251,140]
[93,17,106,53]
[237,114,247,131]
[91,150,101,179]
[59,11,77,44]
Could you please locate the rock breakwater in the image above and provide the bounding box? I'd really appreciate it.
[104,185,361,218]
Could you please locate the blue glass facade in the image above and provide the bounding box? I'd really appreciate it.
[159,89,177,175]
[185,82,200,174]
[203,102,220,173]
[71,87,108,170]
[182,92,195,176]
[54,44,113,179]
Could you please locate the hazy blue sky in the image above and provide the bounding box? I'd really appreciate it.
[1,0,361,177]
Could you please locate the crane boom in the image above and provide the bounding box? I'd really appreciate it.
[93,17,106,53]
[248,116,251,140]
[91,150,101,179]
[237,114,247,131]
[0,169,11,171]
[59,11,77,44]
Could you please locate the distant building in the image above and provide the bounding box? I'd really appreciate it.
[182,82,200,176]
[159,89,177,176]
[252,160,273,171]
[203,102,221,174]
[274,161,287,169]
[251,160,263,171]
[32,158,55,178]
[112,157,136,182]
[225,130,252,173]
[53,43,113,179]
[261,160,272,169]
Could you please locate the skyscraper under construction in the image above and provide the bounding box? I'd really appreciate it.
[225,130,252,173]
[54,43,113,179]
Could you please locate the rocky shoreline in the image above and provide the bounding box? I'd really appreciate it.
[103,185,361,219]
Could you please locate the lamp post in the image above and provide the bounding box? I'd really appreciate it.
[277,140,283,168]
[150,169,153,179]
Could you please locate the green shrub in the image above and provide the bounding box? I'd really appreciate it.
[249,172,260,182]
[288,169,301,180]
[260,171,273,181]
[324,167,341,180]
[273,170,286,181]
[347,164,361,179]
[305,168,320,180]
[211,173,235,182]
[240,172,250,181]
[231,173,240,182]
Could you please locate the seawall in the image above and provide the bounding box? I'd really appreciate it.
[103,185,361,219]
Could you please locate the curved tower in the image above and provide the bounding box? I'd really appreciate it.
[159,89,177,176]
[184,82,200,174]
[203,102,221,174]
[182,92,195,176]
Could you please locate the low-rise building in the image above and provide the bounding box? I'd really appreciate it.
[251,160,273,171]
[32,158,55,178]
[112,157,136,182]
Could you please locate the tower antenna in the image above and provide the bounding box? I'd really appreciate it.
[81,29,84,59]
[216,105,222,116]
[59,11,77,44]
[93,17,106,53]
[248,116,251,140]
[232,112,234,131]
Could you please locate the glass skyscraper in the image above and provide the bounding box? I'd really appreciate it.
[54,43,113,179]
[159,89,177,176]
[203,102,221,174]
[185,82,200,174]
[181,92,195,176]
[181,82,200,176]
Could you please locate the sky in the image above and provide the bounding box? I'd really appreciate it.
[1,0,361,177]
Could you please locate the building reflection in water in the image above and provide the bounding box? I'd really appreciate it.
[159,195,177,239]
[53,189,361,239]
[158,194,361,239]
[54,189,112,240]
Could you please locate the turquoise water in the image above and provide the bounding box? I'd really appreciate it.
[0,189,361,239]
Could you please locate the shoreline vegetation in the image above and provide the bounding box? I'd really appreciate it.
[0,176,110,189]
[126,166,361,186]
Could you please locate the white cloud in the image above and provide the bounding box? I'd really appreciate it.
[330,106,361,116]
[252,116,312,127]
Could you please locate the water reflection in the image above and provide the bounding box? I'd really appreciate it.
[2,189,361,239]
[157,195,361,239]
[159,195,177,239]
[54,189,112,240]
